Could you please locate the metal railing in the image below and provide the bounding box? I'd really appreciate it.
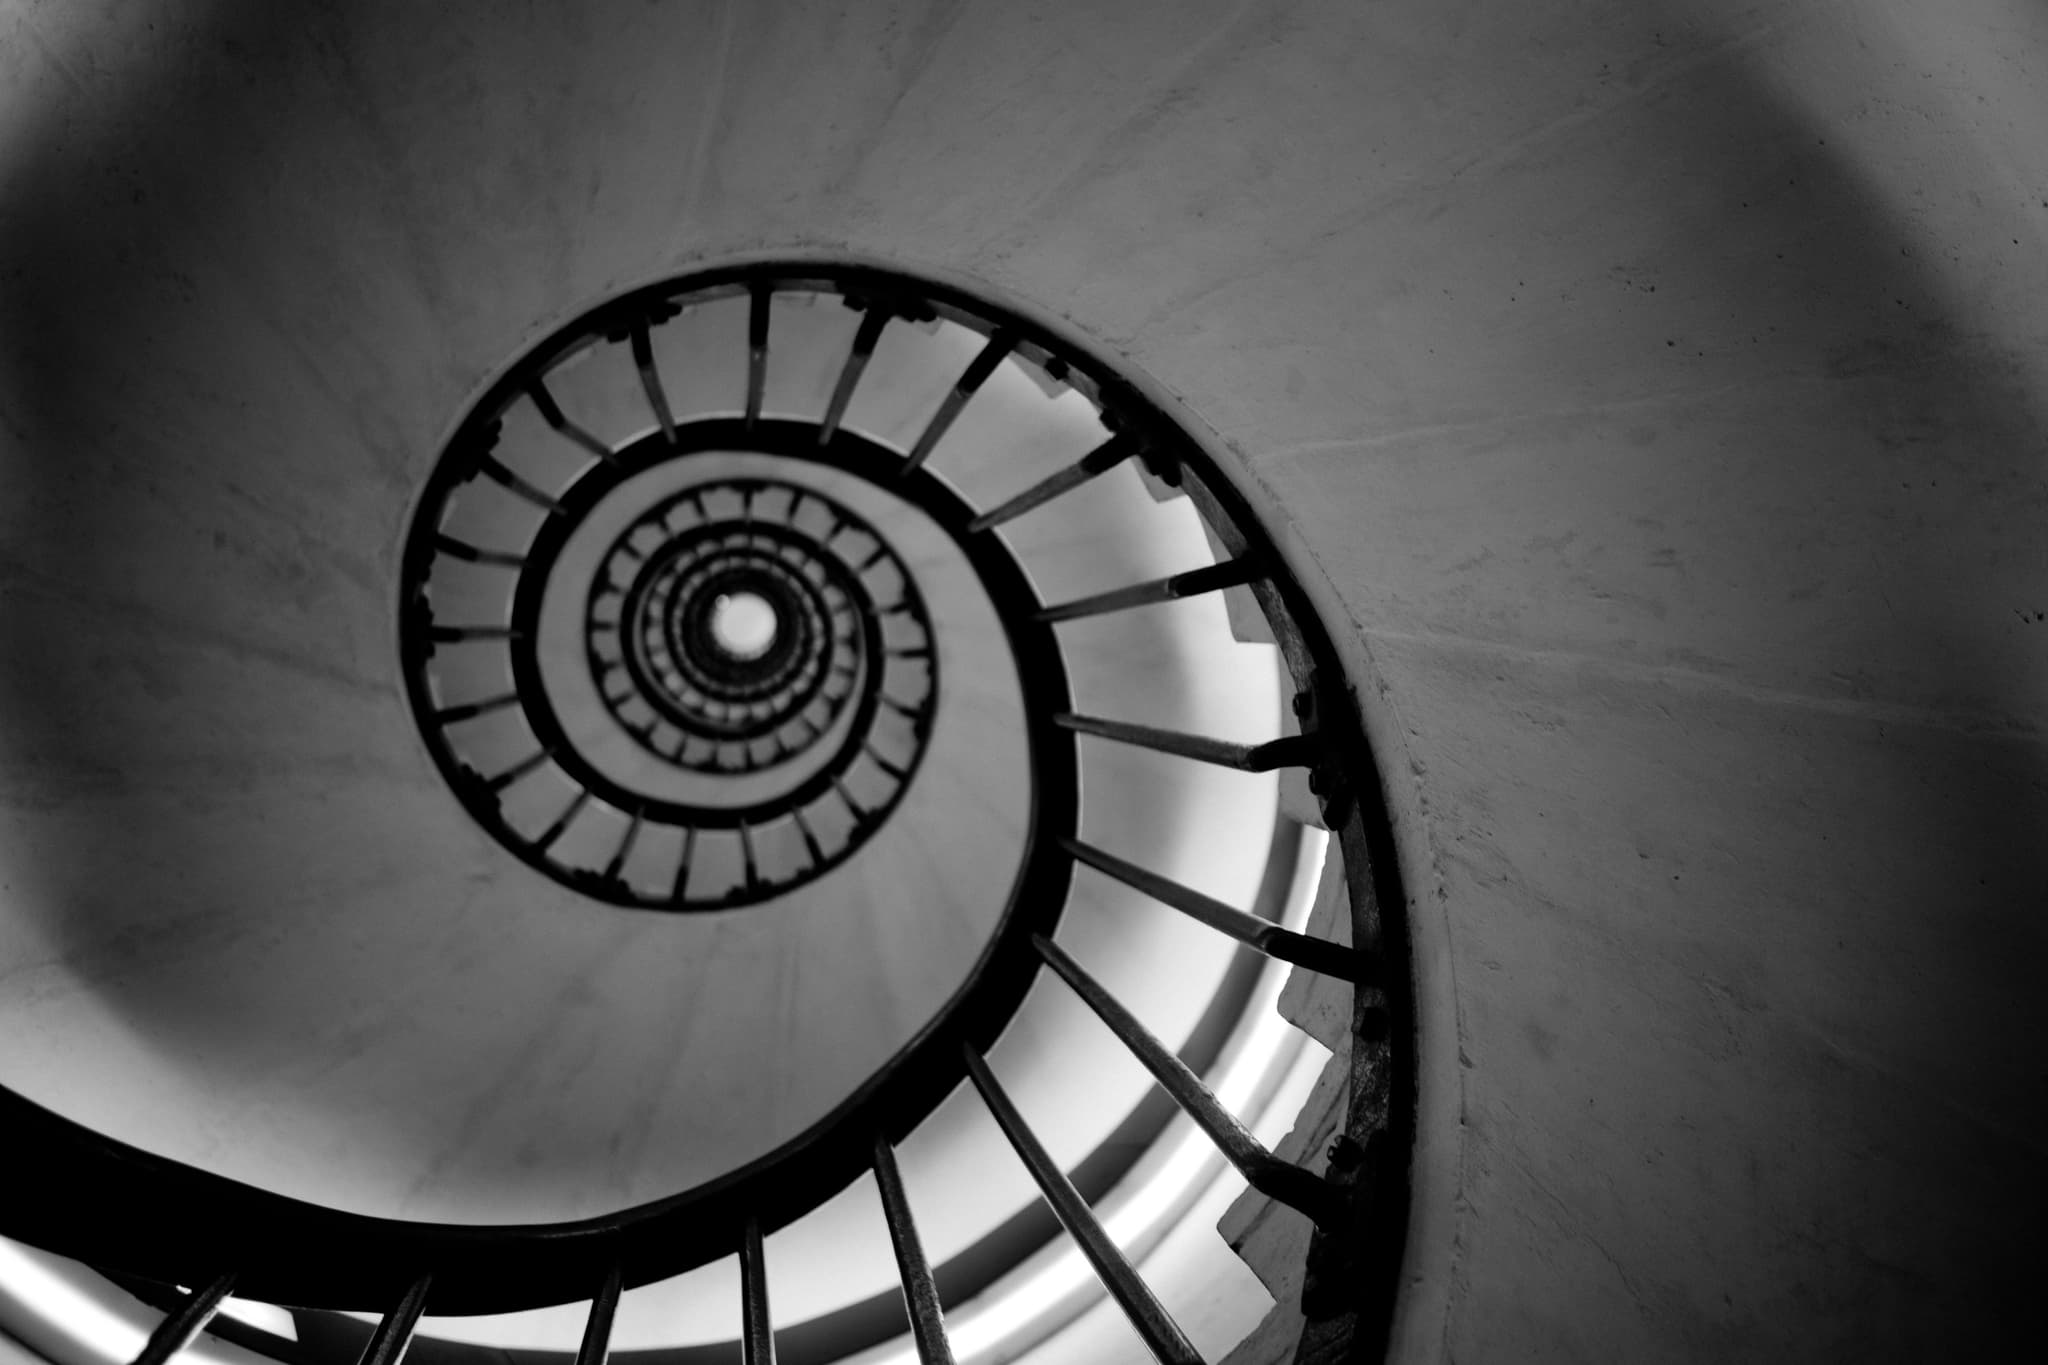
[1,261,1414,1365]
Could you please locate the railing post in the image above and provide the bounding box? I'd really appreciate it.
[966,433,1139,533]
[873,1137,955,1364]
[1035,558,1263,624]
[1061,836,1368,982]
[902,331,1014,474]
[821,306,892,443]
[1052,712,1318,772]
[574,1264,624,1365]
[131,1273,236,1365]
[745,282,770,427]
[630,321,678,445]
[1034,935,1341,1226]
[740,1220,774,1365]
[354,1275,432,1365]
[963,1049,1203,1364]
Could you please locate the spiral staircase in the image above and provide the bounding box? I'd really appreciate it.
[0,233,1412,1365]
[7,2,2048,1363]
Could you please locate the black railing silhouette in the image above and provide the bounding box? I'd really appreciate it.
[0,261,1414,1365]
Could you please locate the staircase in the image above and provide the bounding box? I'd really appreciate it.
[0,251,1411,1365]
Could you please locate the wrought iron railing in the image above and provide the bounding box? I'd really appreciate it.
[0,260,1414,1365]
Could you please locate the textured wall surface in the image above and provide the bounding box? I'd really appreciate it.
[1,0,2042,1359]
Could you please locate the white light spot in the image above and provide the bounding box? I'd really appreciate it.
[710,591,777,659]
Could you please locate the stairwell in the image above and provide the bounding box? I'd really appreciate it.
[4,1,2045,1362]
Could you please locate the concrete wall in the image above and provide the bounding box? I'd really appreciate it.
[1,0,2042,1358]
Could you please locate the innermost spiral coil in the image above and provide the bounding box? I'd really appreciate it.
[583,481,904,777]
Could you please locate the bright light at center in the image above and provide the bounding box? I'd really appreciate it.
[710,591,777,659]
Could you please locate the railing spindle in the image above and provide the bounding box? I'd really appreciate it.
[630,322,678,445]
[740,1219,775,1365]
[533,790,582,852]
[901,331,1014,475]
[962,1049,1203,1364]
[821,308,892,444]
[526,380,618,464]
[479,455,566,513]
[131,1272,236,1365]
[1061,836,1366,982]
[1053,713,1316,772]
[433,693,522,724]
[574,1264,624,1365]
[1034,935,1340,1225]
[486,748,554,791]
[745,283,770,427]
[432,533,526,569]
[873,1137,955,1364]
[354,1275,431,1365]
[967,433,1139,533]
[428,623,522,645]
[1035,558,1262,624]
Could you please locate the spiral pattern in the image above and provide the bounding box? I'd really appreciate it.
[586,481,922,777]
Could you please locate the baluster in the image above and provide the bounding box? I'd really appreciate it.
[963,1050,1202,1364]
[574,1264,624,1365]
[354,1275,431,1365]
[1035,935,1340,1225]
[745,284,770,427]
[1052,713,1316,772]
[630,321,677,444]
[967,433,1138,533]
[526,380,617,463]
[820,307,892,443]
[1035,559,1262,624]
[740,1220,774,1365]
[901,331,1014,475]
[131,1272,236,1365]
[1061,836,1366,982]
[873,1137,954,1364]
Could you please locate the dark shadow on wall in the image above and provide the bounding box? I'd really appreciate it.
[1423,6,2048,1359]
[0,0,450,1145]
